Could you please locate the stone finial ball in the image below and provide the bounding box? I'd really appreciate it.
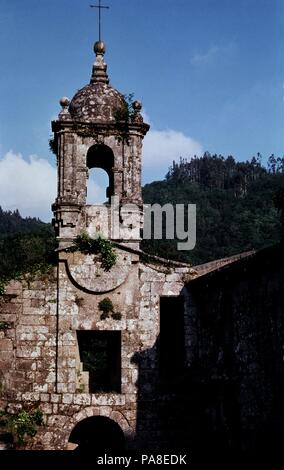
[94,41,106,54]
[60,97,70,108]
[132,100,142,111]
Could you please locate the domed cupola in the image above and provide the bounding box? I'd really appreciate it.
[69,41,126,123]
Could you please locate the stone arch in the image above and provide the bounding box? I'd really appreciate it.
[66,406,132,436]
[66,407,133,451]
[86,144,115,202]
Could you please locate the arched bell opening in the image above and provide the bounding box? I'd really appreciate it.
[86,144,115,204]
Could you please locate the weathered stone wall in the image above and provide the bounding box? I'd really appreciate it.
[3,244,282,452]
[82,203,143,244]
[0,272,57,400]
[0,248,191,450]
[187,245,284,452]
[134,264,191,450]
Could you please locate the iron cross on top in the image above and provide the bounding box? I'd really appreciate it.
[90,1,110,42]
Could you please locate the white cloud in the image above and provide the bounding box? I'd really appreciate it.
[0,127,202,219]
[142,129,203,168]
[0,151,56,222]
[191,42,236,66]
[191,45,221,65]
[0,152,112,221]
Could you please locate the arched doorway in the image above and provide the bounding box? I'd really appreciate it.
[68,416,125,452]
[86,144,115,204]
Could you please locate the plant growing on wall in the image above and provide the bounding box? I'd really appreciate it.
[114,93,135,123]
[99,297,113,314]
[111,312,122,321]
[113,93,136,145]
[0,321,11,331]
[98,297,122,320]
[67,232,117,271]
[0,408,43,446]
[48,136,58,156]
[0,279,7,296]
[99,297,113,320]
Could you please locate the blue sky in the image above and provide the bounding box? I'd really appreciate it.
[0,0,283,220]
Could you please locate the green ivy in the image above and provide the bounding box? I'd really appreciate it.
[98,297,114,314]
[48,137,57,156]
[67,233,117,271]
[98,297,121,320]
[113,93,136,145]
[0,278,7,295]
[0,321,10,331]
[114,93,135,123]
[111,312,122,321]
[0,408,43,446]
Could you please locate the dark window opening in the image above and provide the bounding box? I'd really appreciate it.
[86,144,115,203]
[159,296,185,381]
[77,331,121,393]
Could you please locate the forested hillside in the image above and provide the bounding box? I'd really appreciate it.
[0,153,283,281]
[0,208,51,237]
[142,153,284,264]
[0,209,56,291]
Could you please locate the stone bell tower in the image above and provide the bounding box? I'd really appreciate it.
[52,40,149,248]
